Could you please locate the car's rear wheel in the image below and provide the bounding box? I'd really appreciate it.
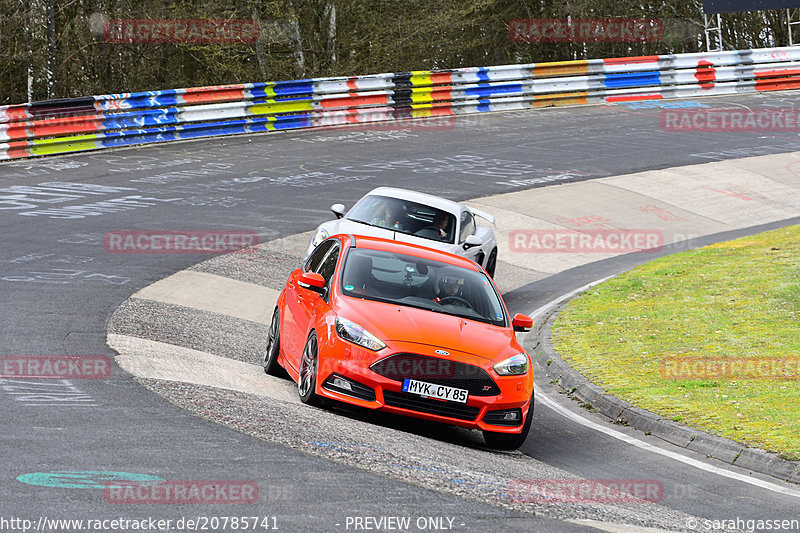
[263,308,282,376]
[482,395,533,450]
[485,248,498,278]
[298,331,322,406]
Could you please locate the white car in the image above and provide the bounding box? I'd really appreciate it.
[306,187,499,277]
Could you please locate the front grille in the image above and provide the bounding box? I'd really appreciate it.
[322,373,376,401]
[370,353,500,396]
[483,408,523,427]
[383,390,480,421]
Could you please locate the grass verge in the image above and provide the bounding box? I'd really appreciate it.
[552,225,800,460]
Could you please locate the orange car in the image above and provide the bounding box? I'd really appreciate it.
[263,234,534,449]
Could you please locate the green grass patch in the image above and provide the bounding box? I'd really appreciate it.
[552,225,800,460]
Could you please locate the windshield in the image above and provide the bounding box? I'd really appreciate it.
[346,195,457,245]
[339,248,506,327]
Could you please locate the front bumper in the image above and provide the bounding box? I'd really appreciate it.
[316,341,533,433]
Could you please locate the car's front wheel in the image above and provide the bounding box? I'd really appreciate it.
[298,331,322,406]
[482,395,533,450]
[263,308,282,376]
[485,247,498,278]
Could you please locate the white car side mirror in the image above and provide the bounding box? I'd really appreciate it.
[331,203,346,219]
[463,235,482,250]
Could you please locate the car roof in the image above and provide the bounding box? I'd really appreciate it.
[346,234,482,272]
[364,187,462,214]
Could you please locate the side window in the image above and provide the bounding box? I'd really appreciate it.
[459,211,475,243]
[305,240,335,272]
[316,242,340,286]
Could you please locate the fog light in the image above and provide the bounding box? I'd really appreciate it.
[484,408,524,427]
[322,373,376,401]
[332,376,353,391]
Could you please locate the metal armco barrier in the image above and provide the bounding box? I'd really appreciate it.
[2,46,800,160]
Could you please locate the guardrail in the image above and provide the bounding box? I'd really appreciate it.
[2,46,800,161]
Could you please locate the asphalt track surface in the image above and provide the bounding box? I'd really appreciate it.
[2,92,800,532]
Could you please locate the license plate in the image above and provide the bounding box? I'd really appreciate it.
[402,379,469,404]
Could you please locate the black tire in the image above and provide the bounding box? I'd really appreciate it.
[263,308,282,376]
[298,331,322,406]
[485,248,498,279]
[482,395,534,450]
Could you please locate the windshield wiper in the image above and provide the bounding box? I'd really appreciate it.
[356,297,499,325]
[403,301,492,323]
[397,300,442,313]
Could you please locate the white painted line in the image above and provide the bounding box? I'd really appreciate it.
[108,334,299,404]
[535,389,800,499]
[528,276,614,325]
[566,518,675,533]
[528,290,800,500]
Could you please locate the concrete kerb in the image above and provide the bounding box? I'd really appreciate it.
[529,283,800,484]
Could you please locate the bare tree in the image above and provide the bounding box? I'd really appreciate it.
[0,0,792,104]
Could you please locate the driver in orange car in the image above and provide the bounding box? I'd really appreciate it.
[433,272,464,302]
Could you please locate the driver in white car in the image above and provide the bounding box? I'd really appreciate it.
[414,211,451,241]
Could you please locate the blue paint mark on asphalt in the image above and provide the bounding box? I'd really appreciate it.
[613,100,709,109]
[393,463,459,475]
[17,470,164,489]
[308,441,382,452]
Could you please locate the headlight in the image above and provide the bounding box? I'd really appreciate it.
[494,353,529,376]
[312,227,329,247]
[335,317,386,351]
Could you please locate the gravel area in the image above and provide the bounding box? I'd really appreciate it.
[132,376,705,532]
[189,246,300,291]
[108,298,266,365]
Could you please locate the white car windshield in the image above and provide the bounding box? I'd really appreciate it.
[346,195,457,245]
[340,248,506,327]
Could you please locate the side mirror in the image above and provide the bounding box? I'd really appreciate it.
[462,234,482,250]
[299,272,326,294]
[331,203,346,219]
[512,313,533,332]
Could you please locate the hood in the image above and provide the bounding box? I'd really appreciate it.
[331,219,397,240]
[335,297,516,362]
[308,220,397,256]
[326,220,455,249]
